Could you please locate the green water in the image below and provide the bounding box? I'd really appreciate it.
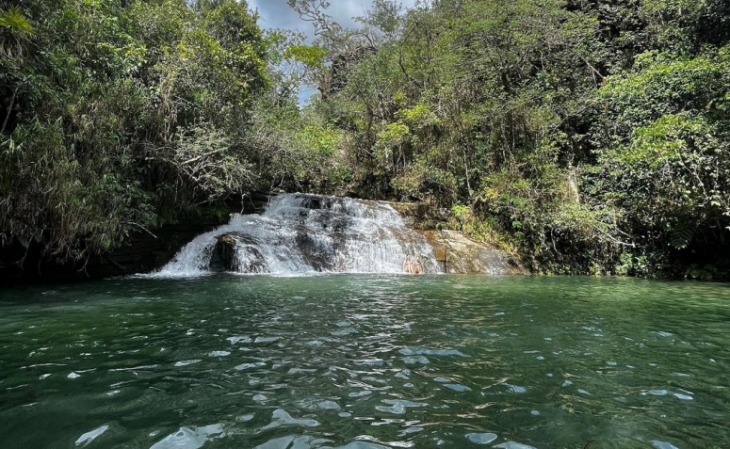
[0,276,729,449]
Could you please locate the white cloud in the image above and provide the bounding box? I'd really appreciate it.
[248,0,419,40]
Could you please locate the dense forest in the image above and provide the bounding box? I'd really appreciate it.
[1,0,729,279]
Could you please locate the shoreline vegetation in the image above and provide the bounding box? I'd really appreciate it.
[2,0,730,283]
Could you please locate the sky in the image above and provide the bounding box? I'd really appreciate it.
[246,0,418,104]
[248,0,418,37]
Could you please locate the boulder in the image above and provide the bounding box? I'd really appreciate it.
[420,230,524,275]
[209,234,268,273]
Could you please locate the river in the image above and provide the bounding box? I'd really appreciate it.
[0,275,728,449]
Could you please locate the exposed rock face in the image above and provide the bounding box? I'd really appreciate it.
[420,230,524,275]
[292,229,344,272]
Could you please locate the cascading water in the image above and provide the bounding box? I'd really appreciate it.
[154,194,440,276]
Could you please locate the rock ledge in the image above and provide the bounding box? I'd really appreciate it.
[420,230,524,275]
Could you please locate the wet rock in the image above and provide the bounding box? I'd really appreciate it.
[209,234,267,273]
[294,230,337,271]
[419,230,524,275]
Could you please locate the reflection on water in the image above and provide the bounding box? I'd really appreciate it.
[0,276,729,449]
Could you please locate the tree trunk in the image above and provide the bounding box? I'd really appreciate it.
[1,89,17,135]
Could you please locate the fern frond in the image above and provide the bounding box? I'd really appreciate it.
[0,8,34,35]
[669,222,693,250]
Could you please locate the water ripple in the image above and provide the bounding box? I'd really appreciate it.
[1,276,729,448]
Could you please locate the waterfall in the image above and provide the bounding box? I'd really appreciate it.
[154,194,440,276]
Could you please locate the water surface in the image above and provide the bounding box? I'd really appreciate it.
[1,276,729,449]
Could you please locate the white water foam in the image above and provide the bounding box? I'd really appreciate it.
[150,194,439,277]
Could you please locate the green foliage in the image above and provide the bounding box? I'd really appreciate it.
[0,8,33,34]
[284,45,327,68]
[288,124,351,191]
[589,45,730,275]
[616,253,650,277]
[451,205,473,224]
[286,0,730,277]
[0,0,268,265]
[685,264,718,281]
[243,85,352,194]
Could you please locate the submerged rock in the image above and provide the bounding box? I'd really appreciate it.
[420,230,523,275]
